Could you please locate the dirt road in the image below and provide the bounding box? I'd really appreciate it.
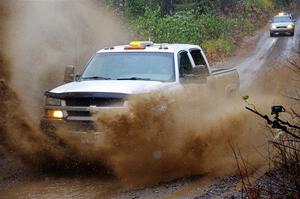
[0,14,299,199]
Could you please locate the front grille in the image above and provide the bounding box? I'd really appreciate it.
[65,97,125,118]
[65,98,124,107]
[67,111,91,117]
[277,26,287,28]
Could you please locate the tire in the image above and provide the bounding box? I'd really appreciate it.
[290,32,294,36]
[270,32,274,37]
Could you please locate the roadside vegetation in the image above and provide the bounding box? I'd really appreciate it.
[234,55,300,198]
[102,0,296,61]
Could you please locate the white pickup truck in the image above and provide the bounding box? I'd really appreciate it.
[41,41,239,135]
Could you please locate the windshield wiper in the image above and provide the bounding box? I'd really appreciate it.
[117,77,151,80]
[81,76,112,80]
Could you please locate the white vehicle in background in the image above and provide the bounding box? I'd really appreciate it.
[270,12,296,37]
[41,41,239,139]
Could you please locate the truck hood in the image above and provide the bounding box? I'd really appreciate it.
[50,80,177,94]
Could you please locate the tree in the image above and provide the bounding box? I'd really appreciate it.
[161,0,174,15]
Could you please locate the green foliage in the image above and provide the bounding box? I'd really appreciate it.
[131,9,199,43]
[104,0,294,16]
[126,0,161,16]
[202,37,235,60]
[242,95,250,101]
[271,0,293,7]
[197,15,237,40]
[131,8,252,60]
[104,0,295,61]
[103,0,162,16]
[241,0,274,13]
[132,9,251,42]
[174,0,220,14]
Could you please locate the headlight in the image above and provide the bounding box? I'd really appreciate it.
[45,110,64,119]
[287,24,294,29]
[271,25,276,29]
[46,97,61,106]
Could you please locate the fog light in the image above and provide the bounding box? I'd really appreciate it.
[47,110,64,119]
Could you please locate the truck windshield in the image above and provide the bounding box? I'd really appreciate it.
[272,16,292,23]
[81,52,175,82]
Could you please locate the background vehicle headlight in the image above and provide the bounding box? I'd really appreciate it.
[271,25,276,29]
[287,24,293,29]
[46,97,61,106]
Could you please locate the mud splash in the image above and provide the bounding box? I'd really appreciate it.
[0,0,128,169]
[92,89,278,185]
[5,0,130,121]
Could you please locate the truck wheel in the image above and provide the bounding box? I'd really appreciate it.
[270,32,274,37]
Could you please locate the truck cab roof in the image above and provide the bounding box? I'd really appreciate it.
[97,42,202,54]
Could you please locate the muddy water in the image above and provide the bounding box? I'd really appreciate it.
[0,177,119,199]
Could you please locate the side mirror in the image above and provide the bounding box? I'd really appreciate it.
[181,65,208,84]
[75,74,81,81]
[64,65,75,83]
[193,65,205,75]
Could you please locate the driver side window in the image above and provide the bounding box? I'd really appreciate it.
[178,51,193,77]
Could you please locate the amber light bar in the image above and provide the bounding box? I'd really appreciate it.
[124,46,146,50]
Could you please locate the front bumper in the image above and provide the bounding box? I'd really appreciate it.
[40,118,104,144]
[44,105,127,121]
[41,105,128,142]
[270,28,294,34]
[40,117,95,132]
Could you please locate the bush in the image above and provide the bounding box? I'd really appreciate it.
[131,9,200,44]
[202,38,235,61]
[242,0,274,13]
[107,0,295,61]
[130,8,252,60]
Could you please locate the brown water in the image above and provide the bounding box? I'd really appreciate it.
[0,177,119,199]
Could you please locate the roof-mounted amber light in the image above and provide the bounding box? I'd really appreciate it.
[124,46,146,50]
[278,12,287,16]
[130,41,153,46]
[124,41,153,50]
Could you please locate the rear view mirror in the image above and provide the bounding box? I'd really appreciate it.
[64,65,75,83]
[181,65,208,84]
[75,74,81,81]
[193,65,204,75]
